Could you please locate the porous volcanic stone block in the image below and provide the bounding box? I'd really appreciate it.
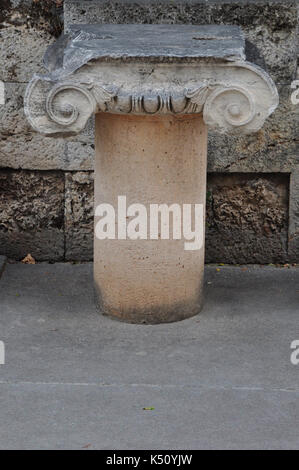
[0,0,63,83]
[205,173,289,264]
[209,0,298,84]
[65,171,94,261]
[64,0,211,31]
[63,172,293,265]
[0,170,64,261]
[0,26,53,83]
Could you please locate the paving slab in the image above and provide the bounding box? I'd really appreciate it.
[0,263,298,449]
[0,383,298,450]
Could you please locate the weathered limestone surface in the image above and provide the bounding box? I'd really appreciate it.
[0,82,67,170]
[206,173,289,264]
[1,1,297,172]
[63,172,290,265]
[0,170,64,261]
[0,0,297,264]
[6,75,295,173]
[60,0,299,266]
[0,81,96,170]
[208,86,298,173]
[0,25,55,83]
[0,168,289,265]
[0,1,67,170]
[0,1,66,262]
[65,171,94,261]
[209,1,298,85]
[0,1,63,82]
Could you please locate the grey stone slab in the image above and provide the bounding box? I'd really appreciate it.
[59,24,245,67]
[0,382,298,450]
[0,263,298,391]
[43,23,245,83]
[64,1,298,83]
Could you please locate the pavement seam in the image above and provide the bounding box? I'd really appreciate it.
[0,381,298,394]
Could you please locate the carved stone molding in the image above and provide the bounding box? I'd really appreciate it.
[24,24,279,137]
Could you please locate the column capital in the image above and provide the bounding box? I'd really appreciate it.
[24,24,278,136]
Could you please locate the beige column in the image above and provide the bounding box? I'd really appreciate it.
[24,25,279,324]
[94,113,207,324]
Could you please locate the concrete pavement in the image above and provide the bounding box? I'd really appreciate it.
[0,262,298,449]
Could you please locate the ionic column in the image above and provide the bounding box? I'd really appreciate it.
[25,24,279,323]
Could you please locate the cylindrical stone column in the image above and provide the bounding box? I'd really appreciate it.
[94,113,207,323]
[24,25,279,324]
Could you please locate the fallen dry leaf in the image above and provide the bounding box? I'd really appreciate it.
[21,254,36,265]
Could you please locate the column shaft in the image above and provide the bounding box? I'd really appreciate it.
[94,113,207,323]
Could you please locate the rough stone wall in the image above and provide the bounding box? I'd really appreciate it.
[0,0,298,263]
[206,173,289,264]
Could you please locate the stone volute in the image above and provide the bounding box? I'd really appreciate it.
[25,24,279,324]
